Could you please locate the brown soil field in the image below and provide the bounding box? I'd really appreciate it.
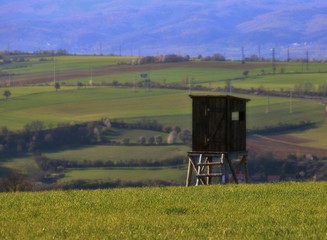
[248,135,327,159]
[12,61,272,85]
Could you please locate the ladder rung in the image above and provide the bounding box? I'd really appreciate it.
[196,162,222,166]
[196,173,222,178]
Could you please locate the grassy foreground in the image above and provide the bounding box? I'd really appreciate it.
[0,182,326,239]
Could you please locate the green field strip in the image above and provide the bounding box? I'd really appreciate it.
[0,87,193,129]
[59,166,186,182]
[0,56,136,75]
[43,145,190,163]
[1,156,40,176]
[233,72,327,90]
[0,87,324,131]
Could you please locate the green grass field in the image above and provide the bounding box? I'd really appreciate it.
[1,155,40,177]
[59,166,186,183]
[43,145,189,163]
[0,182,326,239]
[0,143,190,182]
[0,87,192,130]
[230,72,327,91]
[0,55,136,75]
[0,86,324,131]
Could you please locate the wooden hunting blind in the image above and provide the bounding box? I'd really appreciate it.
[186,95,250,186]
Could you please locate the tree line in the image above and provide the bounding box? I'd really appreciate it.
[293,82,327,97]
[0,171,181,192]
[0,118,192,154]
[35,155,185,173]
[248,151,326,182]
[247,121,316,135]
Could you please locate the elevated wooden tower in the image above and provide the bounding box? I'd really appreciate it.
[186,95,250,186]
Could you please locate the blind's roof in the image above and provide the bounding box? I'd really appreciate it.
[189,94,250,102]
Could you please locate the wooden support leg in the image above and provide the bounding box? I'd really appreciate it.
[227,156,239,184]
[222,154,227,184]
[243,155,249,183]
[186,158,193,187]
[235,154,249,184]
[196,154,202,186]
[221,154,226,184]
[207,157,212,185]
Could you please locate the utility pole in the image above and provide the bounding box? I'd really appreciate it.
[306,50,309,71]
[229,81,232,95]
[289,90,293,113]
[241,46,245,63]
[287,47,290,62]
[188,76,191,94]
[258,45,261,60]
[266,93,270,113]
[272,48,276,74]
[53,57,56,85]
[99,42,103,55]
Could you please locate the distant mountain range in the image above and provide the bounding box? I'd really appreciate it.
[1,0,327,59]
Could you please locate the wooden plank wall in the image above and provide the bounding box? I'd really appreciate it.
[190,95,248,152]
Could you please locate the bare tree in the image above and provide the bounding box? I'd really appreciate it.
[0,172,31,192]
[167,131,177,144]
[138,136,146,145]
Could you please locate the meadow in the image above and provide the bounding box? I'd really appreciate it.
[0,87,191,130]
[60,166,186,183]
[230,72,327,91]
[0,182,326,239]
[1,55,136,75]
[0,86,324,131]
[42,145,189,163]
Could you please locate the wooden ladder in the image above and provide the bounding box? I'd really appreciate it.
[186,151,249,186]
[186,152,225,186]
